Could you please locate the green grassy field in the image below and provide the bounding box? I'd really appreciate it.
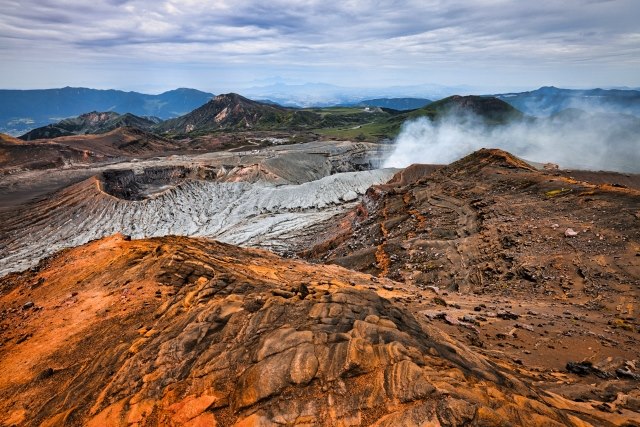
[313,121,398,141]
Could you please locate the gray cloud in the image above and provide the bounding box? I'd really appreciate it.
[0,0,639,90]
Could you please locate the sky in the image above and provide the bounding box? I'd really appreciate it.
[1,0,639,94]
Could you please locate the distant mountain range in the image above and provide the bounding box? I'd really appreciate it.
[492,86,640,116]
[0,87,213,135]
[4,92,639,174]
[12,93,519,143]
[3,85,640,139]
[240,82,469,108]
[154,93,439,137]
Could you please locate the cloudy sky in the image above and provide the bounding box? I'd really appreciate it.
[1,0,639,93]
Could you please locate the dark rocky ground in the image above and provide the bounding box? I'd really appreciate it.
[304,149,640,424]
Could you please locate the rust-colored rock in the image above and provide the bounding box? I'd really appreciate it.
[303,148,640,425]
[1,233,630,426]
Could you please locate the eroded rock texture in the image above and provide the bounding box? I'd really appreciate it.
[0,168,395,276]
[0,234,613,426]
[0,140,393,276]
[308,149,640,319]
[301,149,640,426]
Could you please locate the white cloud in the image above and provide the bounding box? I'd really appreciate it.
[1,0,639,90]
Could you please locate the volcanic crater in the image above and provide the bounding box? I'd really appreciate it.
[0,130,639,426]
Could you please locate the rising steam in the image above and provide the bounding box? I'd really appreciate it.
[383,111,640,173]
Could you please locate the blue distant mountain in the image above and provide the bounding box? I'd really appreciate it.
[491,86,640,116]
[0,87,213,135]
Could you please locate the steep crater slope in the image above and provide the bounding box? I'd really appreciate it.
[100,167,210,201]
[0,234,626,426]
[0,166,396,276]
[97,142,386,201]
[0,139,388,209]
[0,140,393,275]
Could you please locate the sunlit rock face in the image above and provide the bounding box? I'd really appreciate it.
[0,234,601,426]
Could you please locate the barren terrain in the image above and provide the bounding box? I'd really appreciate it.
[0,140,638,426]
[1,233,638,426]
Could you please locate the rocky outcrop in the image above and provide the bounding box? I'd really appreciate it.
[308,149,640,296]
[0,234,608,426]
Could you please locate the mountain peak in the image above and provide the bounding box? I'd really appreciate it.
[434,95,518,111]
[535,86,563,95]
[445,148,536,174]
[212,92,257,104]
[423,95,523,123]
[156,93,298,134]
[215,92,242,99]
[76,111,119,121]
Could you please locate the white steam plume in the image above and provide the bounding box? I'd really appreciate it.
[384,112,640,173]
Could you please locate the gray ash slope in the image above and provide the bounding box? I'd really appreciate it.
[0,140,395,276]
